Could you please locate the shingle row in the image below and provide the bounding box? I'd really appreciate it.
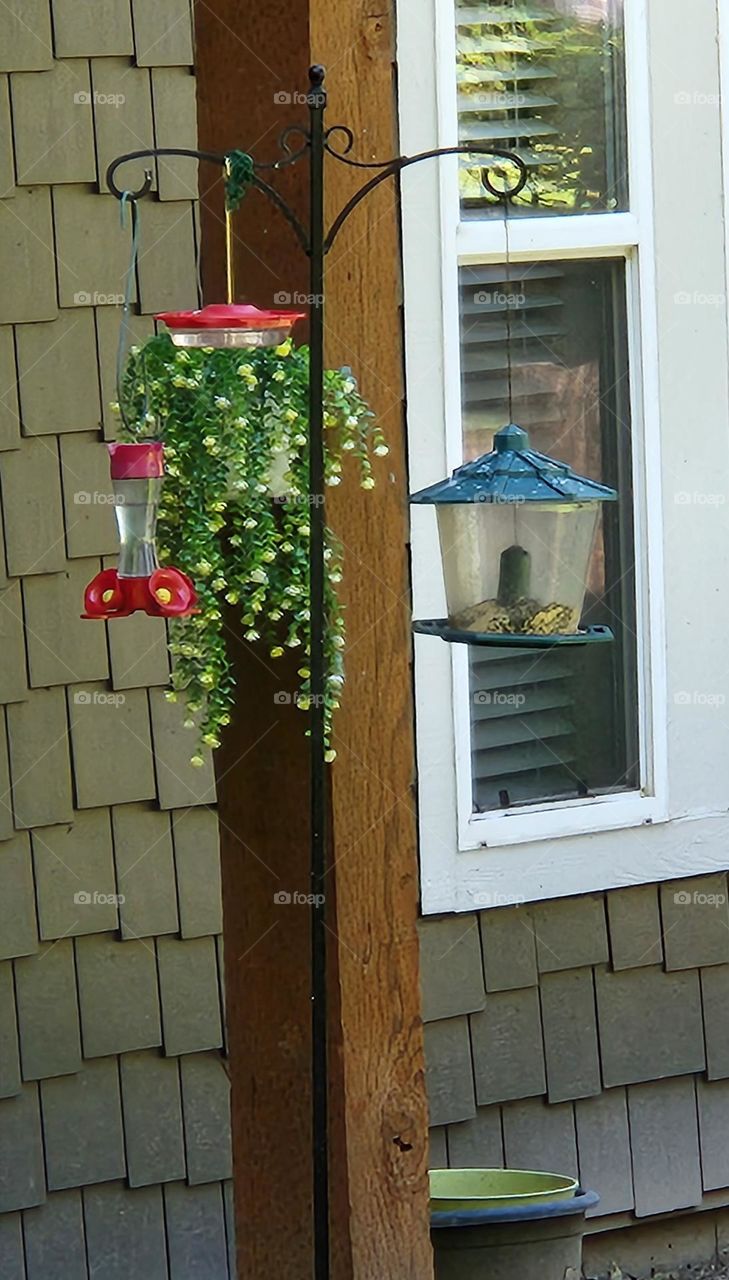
[0,685,215,836]
[0,803,221,957]
[0,925,224,1106]
[420,879,729,1020]
[0,0,194,74]
[0,1048,231,1213]
[0,1178,234,1280]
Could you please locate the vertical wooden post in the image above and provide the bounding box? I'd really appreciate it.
[195,3,433,1276]
[308,4,434,1276]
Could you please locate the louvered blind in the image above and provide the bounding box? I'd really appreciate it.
[459,258,638,812]
[455,0,628,214]
[470,648,577,810]
[456,1,561,208]
[459,263,566,448]
[459,262,582,810]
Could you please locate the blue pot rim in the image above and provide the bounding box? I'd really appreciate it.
[431,1187,600,1229]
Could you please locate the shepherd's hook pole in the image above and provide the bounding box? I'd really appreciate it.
[307,63,330,1280]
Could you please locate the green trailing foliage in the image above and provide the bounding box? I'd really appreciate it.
[116,333,387,765]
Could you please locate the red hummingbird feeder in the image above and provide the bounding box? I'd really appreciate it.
[155,302,305,349]
[82,442,197,619]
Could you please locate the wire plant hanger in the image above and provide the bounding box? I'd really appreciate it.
[105,63,526,1280]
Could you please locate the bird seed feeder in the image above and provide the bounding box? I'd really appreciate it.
[411,424,617,648]
[83,442,197,619]
[155,302,305,349]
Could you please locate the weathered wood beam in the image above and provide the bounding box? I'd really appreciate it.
[195,3,432,1276]
[308,4,434,1275]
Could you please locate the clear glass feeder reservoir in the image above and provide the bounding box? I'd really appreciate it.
[114,472,163,578]
[82,442,197,619]
[411,424,618,647]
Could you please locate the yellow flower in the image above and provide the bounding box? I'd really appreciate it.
[325,749,337,763]
[275,339,292,357]
[200,672,215,688]
[270,646,284,658]
[190,755,205,768]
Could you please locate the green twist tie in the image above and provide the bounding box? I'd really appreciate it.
[224,151,255,212]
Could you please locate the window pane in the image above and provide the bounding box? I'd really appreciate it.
[459,258,639,811]
[456,0,628,217]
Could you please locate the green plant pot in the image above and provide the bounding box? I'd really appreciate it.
[430,1168,578,1213]
[430,1170,598,1280]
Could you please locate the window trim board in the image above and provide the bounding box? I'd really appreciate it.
[399,0,667,909]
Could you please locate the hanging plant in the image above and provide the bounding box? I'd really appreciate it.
[116,333,387,763]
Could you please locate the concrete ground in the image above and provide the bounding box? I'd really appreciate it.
[603,1266,729,1279]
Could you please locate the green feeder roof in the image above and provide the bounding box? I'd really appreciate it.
[410,424,619,505]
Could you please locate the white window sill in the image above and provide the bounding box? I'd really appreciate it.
[460,790,665,850]
[421,807,729,916]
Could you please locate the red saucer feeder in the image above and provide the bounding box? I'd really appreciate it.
[82,442,198,620]
[155,303,306,349]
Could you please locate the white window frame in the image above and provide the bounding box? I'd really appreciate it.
[398,0,671,910]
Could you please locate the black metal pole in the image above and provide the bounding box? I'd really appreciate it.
[307,63,330,1280]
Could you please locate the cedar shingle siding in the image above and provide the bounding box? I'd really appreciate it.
[421,881,729,1223]
[0,3,235,1275]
